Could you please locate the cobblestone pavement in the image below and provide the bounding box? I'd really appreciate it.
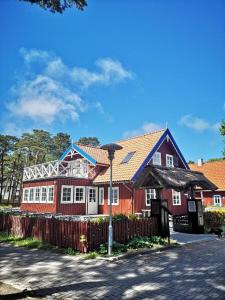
[0,239,225,299]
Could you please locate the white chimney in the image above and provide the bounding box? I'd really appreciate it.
[197,158,204,166]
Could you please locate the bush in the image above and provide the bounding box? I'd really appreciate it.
[127,237,154,249]
[112,214,128,222]
[128,214,138,221]
[204,211,225,229]
[64,247,78,256]
[127,236,167,249]
[112,241,127,253]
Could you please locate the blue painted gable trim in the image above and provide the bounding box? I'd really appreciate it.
[59,144,97,165]
[131,129,189,182]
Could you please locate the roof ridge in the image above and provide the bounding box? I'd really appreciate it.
[115,128,166,143]
[75,143,104,150]
[190,159,225,166]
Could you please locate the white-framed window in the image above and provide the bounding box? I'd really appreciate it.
[61,185,73,203]
[47,186,54,203]
[152,152,161,166]
[99,187,104,205]
[23,188,29,203]
[89,187,97,203]
[74,186,85,203]
[172,190,181,205]
[29,188,34,202]
[213,195,222,207]
[145,189,156,206]
[40,186,48,203]
[34,187,40,203]
[108,187,119,205]
[166,154,174,167]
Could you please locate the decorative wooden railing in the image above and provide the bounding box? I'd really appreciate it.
[23,159,90,181]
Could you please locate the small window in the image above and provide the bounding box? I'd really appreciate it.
[23,188,29,203]
[145,189,156,206]
[61,186,73,203]
[35,187,40,202]
[152,152,161,166]
[166,154,174,167]
[41,187,47,202]
[75,187,85,203]
[47,186,54,203]
[213,195,222,207]
[172,190,181,205]
[89,188,97,203]
[121,152,135,164]
[99,187,104,205]
[29,188,34,202]
[108,187,119,205]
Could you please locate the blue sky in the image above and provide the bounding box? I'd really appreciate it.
[0,0,224,162]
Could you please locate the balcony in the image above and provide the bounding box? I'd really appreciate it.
[23,159,92,181]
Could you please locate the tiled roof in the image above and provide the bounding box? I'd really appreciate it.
[94,129,166,183]
[76,144,109,165]
[189,160,225,191]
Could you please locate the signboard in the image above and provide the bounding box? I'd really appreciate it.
[188,200,196,212]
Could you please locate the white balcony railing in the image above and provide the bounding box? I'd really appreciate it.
[23,160,90,181]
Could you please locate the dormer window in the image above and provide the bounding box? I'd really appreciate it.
[166,154,174,167]
[152,152,161,166]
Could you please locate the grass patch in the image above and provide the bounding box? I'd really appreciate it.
[0,231,52,250]
[82,251,98,260]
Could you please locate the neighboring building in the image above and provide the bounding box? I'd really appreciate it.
[189,160,225,208]
[20,128,190,216]
[1,180,20,205]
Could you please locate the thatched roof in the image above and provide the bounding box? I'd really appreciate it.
[134,165,218,191]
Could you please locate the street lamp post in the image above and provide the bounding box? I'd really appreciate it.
[100,143,122,255]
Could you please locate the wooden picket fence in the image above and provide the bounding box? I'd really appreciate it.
[0,213,159,252]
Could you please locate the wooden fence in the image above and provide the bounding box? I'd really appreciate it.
[0,213,159,252]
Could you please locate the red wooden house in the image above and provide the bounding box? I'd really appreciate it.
[21,128,190,216]
[189,160,225,208]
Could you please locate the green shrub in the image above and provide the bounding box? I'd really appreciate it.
[204,211,225,229]
[99,243,108,255]
[64,247,78,256]
[128,214,138,221]
[112,241,127,253]
[112,214,128,222]
[83,252,98,259]
[127,237,154,249]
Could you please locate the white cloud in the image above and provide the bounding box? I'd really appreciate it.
[5,48,133,128]
[123,122,162,138]
[8,75,84,124]
[179,114,219,132]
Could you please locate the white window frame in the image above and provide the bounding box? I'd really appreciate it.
[23,188,29,203]
[99,187,104,205]
[213,195,222,207]
[108,187,119,206]
[47,186,54,203]
[145,189,156,206]
[166,154,174,168]
[172,190,181,206]
[74,186,85,203]
[34,187,41,203]
[152,152,161,166]
[29,188,34,203]
[40,186,48,203]
[61,185,73,204]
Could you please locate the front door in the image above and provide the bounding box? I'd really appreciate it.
[87,187,98,215]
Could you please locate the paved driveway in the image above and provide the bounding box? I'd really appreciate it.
[0,239,225,299]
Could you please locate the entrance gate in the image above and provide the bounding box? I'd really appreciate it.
[173,199,204,234]
[134,165,217,237]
